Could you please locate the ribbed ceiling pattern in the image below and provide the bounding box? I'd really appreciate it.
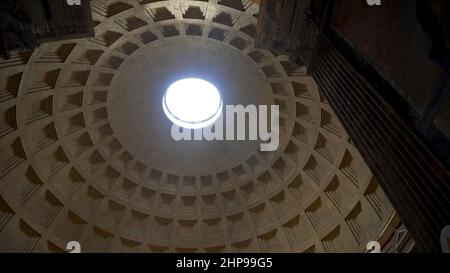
[0,0,395,253]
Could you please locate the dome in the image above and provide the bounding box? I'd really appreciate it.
[0,0,396,253]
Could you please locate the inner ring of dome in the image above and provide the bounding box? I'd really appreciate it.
[163,78,223,129]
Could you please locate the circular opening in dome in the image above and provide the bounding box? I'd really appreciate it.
[163,78,222,129]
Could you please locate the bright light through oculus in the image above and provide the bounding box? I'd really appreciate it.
[163,78,222,129]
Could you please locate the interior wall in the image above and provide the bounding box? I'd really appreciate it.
[331,0,445,114]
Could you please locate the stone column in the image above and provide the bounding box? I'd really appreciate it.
[309,35,450,252]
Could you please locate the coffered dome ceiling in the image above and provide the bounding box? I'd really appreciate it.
[0,0,396,253]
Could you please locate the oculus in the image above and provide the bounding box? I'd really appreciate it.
[163,78,222,129]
